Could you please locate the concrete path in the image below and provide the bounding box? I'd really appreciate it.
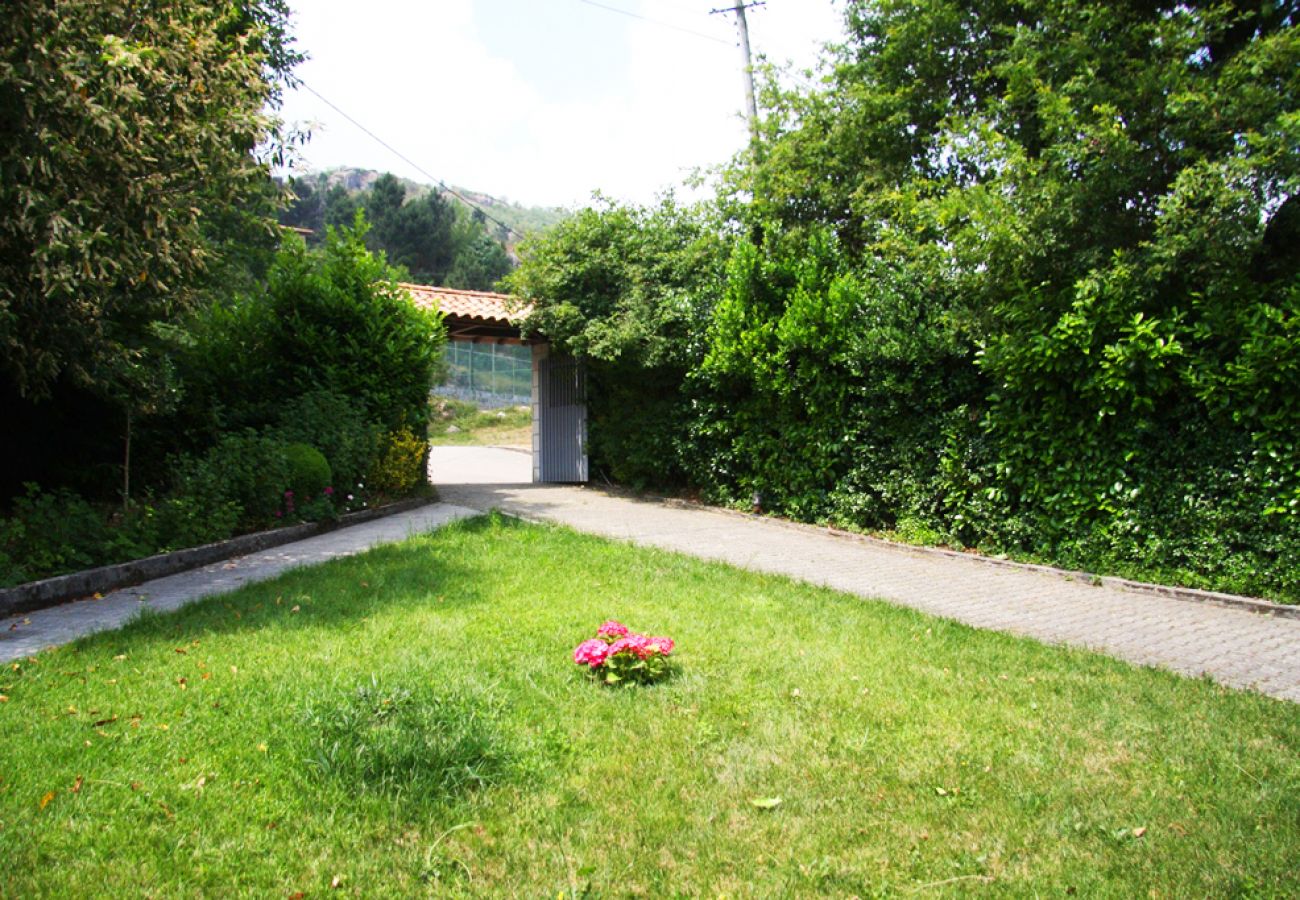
[5,445,1298,704]
[430,446,1300,703]
[0,503,476,663]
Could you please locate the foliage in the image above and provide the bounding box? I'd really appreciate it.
[141,494,242,553]
[503,196,726,485]
[445,232,513,291]
[282,443,332,503]
[280,171,515,290]
[261,222,447,434]
[367,427,429,499]
[273,391,379,498]
[167,221,446,444]
[171,430,291,530]
[0,0,300,402]
[0,485,118,585]
[508,0,1300,600]
[0,483,241,588]
[1,220,444,583]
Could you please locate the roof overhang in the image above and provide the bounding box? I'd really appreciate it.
[401,283,535,344]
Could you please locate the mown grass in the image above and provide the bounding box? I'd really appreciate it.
[1,514,1297,896]
[428,396,531,447]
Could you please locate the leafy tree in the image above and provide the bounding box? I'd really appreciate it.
[170,218,446,444]
[446,233,514,291]
[509,1,1300,598]
[0,0,301,401]
[364,175,463,283]
[284,171,516,287]
[730,0,1299,527]
[323,183,361,233]
[504,196,725,484]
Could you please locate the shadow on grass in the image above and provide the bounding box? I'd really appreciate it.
[64,515,518,655]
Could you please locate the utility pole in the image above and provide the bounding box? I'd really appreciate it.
[712,1,764,145]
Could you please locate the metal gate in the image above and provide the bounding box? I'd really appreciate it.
[535,354,587,482]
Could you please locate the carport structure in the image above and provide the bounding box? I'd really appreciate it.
[404,284,587,483]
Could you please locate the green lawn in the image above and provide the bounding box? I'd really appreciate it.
[428,396,531,447]
[1,515,1297,896]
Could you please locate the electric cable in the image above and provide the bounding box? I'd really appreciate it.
[576,0,733,45]
[296,80,526,241]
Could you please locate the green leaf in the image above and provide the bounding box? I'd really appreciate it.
[749,797,782,810]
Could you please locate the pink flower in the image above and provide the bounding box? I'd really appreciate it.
[597,620,628,639]
[609,634,658,659]
[573,639,609,668]
[605,636,635,657]
[646,636,674,655]
[324,486,334,496]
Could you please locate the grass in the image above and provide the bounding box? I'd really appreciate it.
[428,396,531,447]
[1,514,1298,896]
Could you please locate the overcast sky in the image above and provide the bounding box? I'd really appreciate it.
[277,0,845,209]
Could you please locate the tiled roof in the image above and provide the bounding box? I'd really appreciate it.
[401,283,527,323]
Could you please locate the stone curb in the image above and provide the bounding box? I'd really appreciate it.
[0,496,437,619]
[598,490,1300,621]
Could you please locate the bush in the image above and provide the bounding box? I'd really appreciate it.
[0,484,111,586]
[283,443,332,502]
[171,430,290,529]
[153,220,443,485]
[273,390,379,493]
[263,222,447,434]
[367,427,428,499]
[141,495,242,552]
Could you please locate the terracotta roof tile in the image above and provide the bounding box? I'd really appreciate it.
[401,283,527,324]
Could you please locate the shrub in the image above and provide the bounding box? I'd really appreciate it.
[0,486,114,582]
[572,619,676,685]
[0,484,111,585]
[274,390,379,493]
[142,495,242,552]
[263,222,447,434]
[171,430,290,529]
[367,427,428,499]
[283,443,331,502]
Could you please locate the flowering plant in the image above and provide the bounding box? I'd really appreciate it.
[572,620,675,685]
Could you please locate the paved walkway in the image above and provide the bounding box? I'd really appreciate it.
[0,504,477,663]
[4,445,1299,703]
[430,446,1300,703]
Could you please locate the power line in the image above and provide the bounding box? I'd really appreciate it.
[296,80,525,241]
[576,0,734,45]
[642,0,713,14]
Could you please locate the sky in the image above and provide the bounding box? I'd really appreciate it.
[276,0,845,209]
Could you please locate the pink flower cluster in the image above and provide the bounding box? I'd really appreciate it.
[572,620,675,669]
[573,639,609,667]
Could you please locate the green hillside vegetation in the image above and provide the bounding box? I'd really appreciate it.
[278,168,569,289]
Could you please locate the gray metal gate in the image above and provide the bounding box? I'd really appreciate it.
[535,355,587,482]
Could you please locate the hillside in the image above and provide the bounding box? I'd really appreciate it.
[297,167,569,239]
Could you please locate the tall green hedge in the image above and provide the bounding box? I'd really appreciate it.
[508,0,1300,601]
